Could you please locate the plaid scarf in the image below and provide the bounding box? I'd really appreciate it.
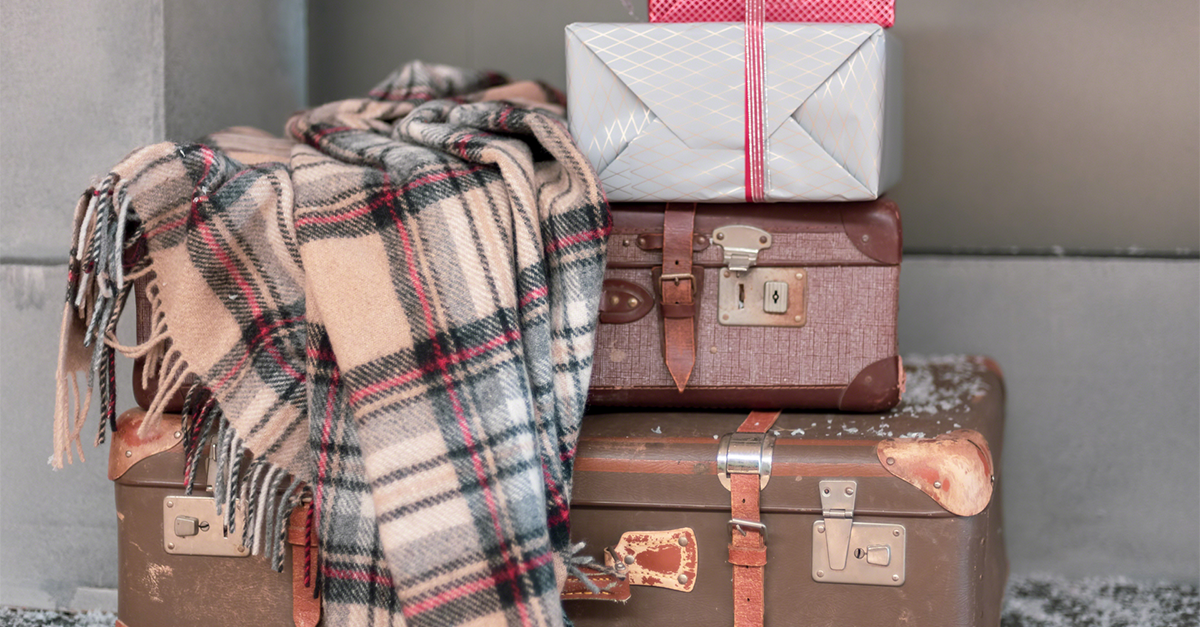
[54,62,611,627]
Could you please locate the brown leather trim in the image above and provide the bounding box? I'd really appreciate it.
[562,566,632,602]
[611,202,858,235]
[877,429,996,517]
[289,505,321,627]
[841,197,902,264]
[108,408,183,481]
[633,232,711,252]
[116,621,129,627]
[588,385,845,410]
[598,279,655,324]
[838,356,903,412]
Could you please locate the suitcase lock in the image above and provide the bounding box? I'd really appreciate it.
[812,480,906,587]
[713,225,807,328]
[716,431,776,491]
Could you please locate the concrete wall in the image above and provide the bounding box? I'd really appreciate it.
[0,0,306,610]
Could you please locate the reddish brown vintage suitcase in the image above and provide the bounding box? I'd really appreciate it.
[589,199,902,411]
[110,408,319,627]
[566,356,1008,626]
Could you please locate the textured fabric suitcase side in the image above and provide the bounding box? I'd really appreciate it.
[588,200,902,411]
[568,357,1008,626]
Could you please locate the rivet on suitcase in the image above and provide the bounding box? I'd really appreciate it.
[566,356,1008,626]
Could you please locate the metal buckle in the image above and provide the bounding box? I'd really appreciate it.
[659,272,696,297]
[729,518,767,539]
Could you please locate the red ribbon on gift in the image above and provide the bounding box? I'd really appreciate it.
[743,0,767,202]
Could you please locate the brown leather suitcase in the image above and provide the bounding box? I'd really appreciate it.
[566,356,1008,626]
[110,408,320,627]
[589,199,902,411]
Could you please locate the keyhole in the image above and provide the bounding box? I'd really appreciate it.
[854,548,866,560]
[771,290,780,304]
[737,283,745,309]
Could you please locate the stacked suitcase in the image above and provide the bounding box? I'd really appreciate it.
[563,1,1008,625]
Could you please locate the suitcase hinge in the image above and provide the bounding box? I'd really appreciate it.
[716,431,776,491]
[813,480,906,586]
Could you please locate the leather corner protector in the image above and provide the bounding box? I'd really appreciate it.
[610,527,698,593]
[842,199,902,265]
[562,566,633,602]
[598,279,655,324]
[109,409,183,481]
[877,429,995,517]
[839,356,902,412]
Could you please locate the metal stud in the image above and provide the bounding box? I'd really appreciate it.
[716,232,725,240]
[173,431,182,439]
[862,234,870,242]
[677,574,689,585]
[624,555,636,565]
[892,574,900,582]
[167,543,175,550]
[934,481,943,489]
[759,236,768,244]
[628,298,639,308]
[125,450,133,458]
[817,570,825,578]
[845,487,855,496]
[678,536,689,547]
[886,457,895,465]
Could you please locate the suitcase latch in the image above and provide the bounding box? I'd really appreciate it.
[716,431,776,490]
[713,225,772,273]
[812,480,905,586]
[713,225,807,328]
[163,496,250,557]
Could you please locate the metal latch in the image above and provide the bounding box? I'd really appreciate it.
[713,225,806,328]
[164,496,249,557]
[713,225,772,272]
[812,480,905,586]
[164,445,247,558]
[716,431,776,491]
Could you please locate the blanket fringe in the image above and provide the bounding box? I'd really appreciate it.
[51,172,304,570]
[178,381,306,571]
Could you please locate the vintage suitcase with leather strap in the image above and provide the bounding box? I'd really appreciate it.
[110,408,319,627]
[589,199,903,411]
[565,356,1008,626]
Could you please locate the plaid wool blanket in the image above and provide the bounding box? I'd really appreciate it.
[54,62,611,627]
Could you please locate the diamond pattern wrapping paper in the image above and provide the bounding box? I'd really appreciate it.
[648,0,895,28]
[566,22,902,202]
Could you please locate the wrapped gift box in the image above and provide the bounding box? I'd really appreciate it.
[648,0,895,28]
[566,22,901,202]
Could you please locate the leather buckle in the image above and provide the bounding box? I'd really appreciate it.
[653,268,703,319]
[659,272,697,298]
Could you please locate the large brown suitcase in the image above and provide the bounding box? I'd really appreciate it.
[589,200,902,411]
[566,356,1008,626]
[110,408,319,627]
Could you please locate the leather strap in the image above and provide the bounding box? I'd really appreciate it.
[728,410,780,627]
[289,504,321,627]
[660,203,698,392]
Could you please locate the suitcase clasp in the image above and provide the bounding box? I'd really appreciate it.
[712,225,772,272]
[813,480,906,587]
